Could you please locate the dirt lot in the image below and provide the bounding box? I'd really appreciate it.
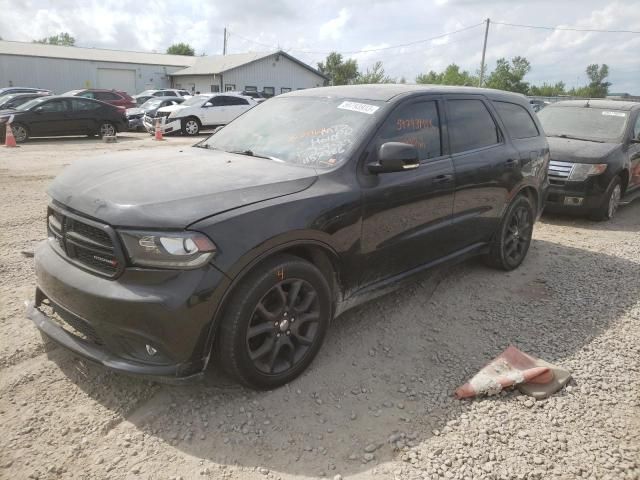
[1,133,639,480]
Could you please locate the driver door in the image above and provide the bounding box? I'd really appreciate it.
[359,97,457,286]
[29,99,73,136]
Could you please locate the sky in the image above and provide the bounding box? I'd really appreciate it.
[0,0,639,93]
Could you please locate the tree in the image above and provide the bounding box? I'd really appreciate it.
[355,61,392,84]
[416,64,477,86]
[529,81,566,97]
[485,56,531,94]
[166,43,195,56]
[34,32,75,46]
[585,64,611,98]
[317,52,359,86]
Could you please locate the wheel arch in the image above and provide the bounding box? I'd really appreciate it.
[618,168,630,195]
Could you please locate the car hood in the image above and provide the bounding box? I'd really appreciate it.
[547,137,620,164]
[159,104,187,114]
[0,108,20,117]
[126,107,144,116]
[48,147,318,228]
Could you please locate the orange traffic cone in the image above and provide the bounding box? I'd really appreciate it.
[4,120,18,148]
[154,117,164,141]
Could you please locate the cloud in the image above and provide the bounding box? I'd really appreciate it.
[319,8,351,40]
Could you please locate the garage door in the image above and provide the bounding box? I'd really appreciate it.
[97,68,136,94]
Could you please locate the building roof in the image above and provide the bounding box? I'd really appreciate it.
[548,99,640,111]
[0,40,196,67]
[170,50,328,80]
[285,84,527,102]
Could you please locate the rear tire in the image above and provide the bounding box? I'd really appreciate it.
[589,176,621,221]
[215,254,332,389]
[484,194,535,271]
[181,117,200,136]
[98,121,116,138]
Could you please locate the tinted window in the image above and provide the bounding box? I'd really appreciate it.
[178,91,190,96]
[448,99,499,153]
[493,101,539,139]
[632,114,640,140]
[95,91,120,101]
[226,97,249,106]
[210,96,228,107]
[375,101,442,159]
[38,100,69,112]
[71,99,101,111]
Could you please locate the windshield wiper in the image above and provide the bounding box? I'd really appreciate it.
[549,134,604,143]
[228,150,284,162]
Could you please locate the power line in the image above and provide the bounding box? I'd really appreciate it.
[492,21,640,34]
[226,22,484,56]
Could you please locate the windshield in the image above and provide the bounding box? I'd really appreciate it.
[182,95,211,106]
[15,97,50,111]
[538,106,629,142]
[202,96,385,168]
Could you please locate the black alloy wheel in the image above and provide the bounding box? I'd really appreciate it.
[485,194,534,270]
[247,278,320,375]
[216,254,332,389]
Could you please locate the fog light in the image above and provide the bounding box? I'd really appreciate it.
[563,196,584,206]
[145,344,158,356]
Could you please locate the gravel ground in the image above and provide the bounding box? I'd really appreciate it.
[0,133,638,480]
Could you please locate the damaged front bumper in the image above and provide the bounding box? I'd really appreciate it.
[143,115,181,135]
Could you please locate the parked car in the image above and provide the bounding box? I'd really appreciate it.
[143,93,257,136]
[0,87,52,96]
[529,99,548,112]
[26,85,548,389]
[0,95,127,143]
[539,100,640,220]
[126,97,186,131]
[63,89,136,109]
[133,89,192,106]
[0,92,50,110]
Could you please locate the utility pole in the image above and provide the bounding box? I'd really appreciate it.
[479,18,490,87]
[223,27,227,55]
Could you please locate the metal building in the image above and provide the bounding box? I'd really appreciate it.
[0,41,327,95]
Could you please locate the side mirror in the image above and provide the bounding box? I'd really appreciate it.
[34,106,44,113]
[368,142,420,174]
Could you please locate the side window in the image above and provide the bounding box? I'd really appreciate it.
[227,97,249,106]
[375,100,442,160]
[96,91,119,101]
[633,114,640,140]
[448,99,500,153]
[71,99,100,111]
[165,91,177,96]
[38,100,69,112]
[179,91,190,96]
[79,91,95,99]
[209,96,227,107]
[493,101,539,139]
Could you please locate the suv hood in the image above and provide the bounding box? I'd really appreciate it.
[48,147,318,228]
[547,137,620,164]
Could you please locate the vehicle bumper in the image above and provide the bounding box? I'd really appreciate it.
[143,116,181,135]
[127,117,144,130]
[544,176,608,213]
[26,240,228,381]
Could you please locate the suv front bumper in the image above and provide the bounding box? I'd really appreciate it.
[544,176,608,213]
[26,240,229,381]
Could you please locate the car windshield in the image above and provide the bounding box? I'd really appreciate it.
[182,95,211,106]
[201,96,385,168]
[538,106,629,142]
[15,97,50,111]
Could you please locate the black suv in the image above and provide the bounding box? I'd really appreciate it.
[539,100,640,220]
[27,85,549,389]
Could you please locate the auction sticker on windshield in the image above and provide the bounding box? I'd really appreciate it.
[338,101,380,115]
[602,111,626,117]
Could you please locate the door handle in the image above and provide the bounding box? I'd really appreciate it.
[505,158,519,169]
[433,174,453,184]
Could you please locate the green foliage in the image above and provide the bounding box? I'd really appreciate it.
[355,61,393,84]
[566,64,611,98]
[317,52,359,86]
[529,81,566,97]
[485,56,531,94]
[34,32,75,46]
[415,64,478,86]
[166,43,195,56]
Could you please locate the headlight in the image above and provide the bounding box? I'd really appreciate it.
[568,163,607,181]
[119,230,216,269]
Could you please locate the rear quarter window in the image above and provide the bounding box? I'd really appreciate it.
[493,101,539,139]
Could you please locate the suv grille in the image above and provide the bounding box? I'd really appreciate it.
[548,160,573,185]
[47,205,124,278]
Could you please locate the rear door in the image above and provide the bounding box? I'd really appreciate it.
[444,95,518,248]
[69,98,102,133]
[95,91,122,106]
[225,96,252,122]
[203,96,230,125]
[29,98,73,136]
[360,96,456,285]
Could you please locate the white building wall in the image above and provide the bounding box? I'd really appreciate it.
[0,55,185,94]
[170,75,219,94]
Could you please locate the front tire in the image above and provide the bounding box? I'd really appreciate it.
[11,123,29,143]
[484,194,535,271]
[590,176,621,221]
[215,254,332,389]
[181,117,200,136]
[98,121,116,137]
